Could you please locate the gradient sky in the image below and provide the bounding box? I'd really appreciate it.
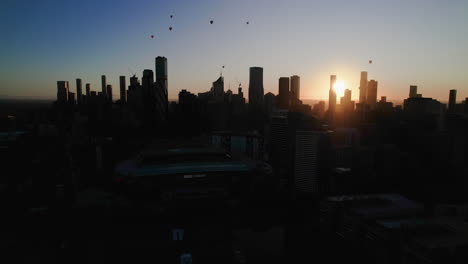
[1,0,467,102]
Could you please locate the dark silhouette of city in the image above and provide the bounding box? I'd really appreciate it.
[2,2,468,263]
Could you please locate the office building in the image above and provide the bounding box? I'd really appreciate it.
[68,92,75,105]
[367,80,378,108]
[340,89,354,113]
[101,75,107,98]
[57,81,69,103]
[106,85,113,102]
[293,130,322,193]
[359,71,368,103]
[76,78,82,104]
[212,76,224,97]
[85,83,91,97]
[264,92,276,116]
[449,89,457,112]
[120,76,126,103]
[328,75,337,113]
[409,85,418,98]
[290,75,300,101]
[155,56,169,121]
[248,67,264,112]
[278,77,290,110]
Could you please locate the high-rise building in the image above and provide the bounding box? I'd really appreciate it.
[293,130,321,193]
[264,92,276,116]
[212,76,224,97]
[101,75,107,98]
[449,89,457,112]
[155,56,168,121]
[85,83,91,97]
[76,78,82,104]
[278,77,290,110]
[142,69,154,97]
[68,92,75,105]
[120,76,126,103]
[359,71,368,103]
[57,81,69,103]
[409,85,418,98]
[328,75,337,113]
[290,75,300,101]
[248,67,264,112]
[270,115,289,181]
[367,80,378,108]
[106,85,113,102]
[127,75,142,109]
[340,89,352,110]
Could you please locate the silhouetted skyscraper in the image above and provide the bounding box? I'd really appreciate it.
[76,78,82,104]
[155,56,168,121]
[409,85,418,98]
[106,85,113,102]
[359,71,368,103]
[278,77,290,110]
[449,89,457,112]
[120,76,126,103]
[142,69,154,97]
[290,75,300,101]
[212,76,224,97]
[328,75,337,113]
[248,67,264,113]
[57,81,69,103]
[101,75,107,98]
[294,130,321,193]
[86,83,91,97]
[264,92,276,116]
[367,80,378,108]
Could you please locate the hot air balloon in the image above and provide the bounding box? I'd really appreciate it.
[150,35,154,39]
[246,21,249,25]
[170,15,173,19]
[210,20,214,24]
[369,60,373,64]
[169,26,173,31]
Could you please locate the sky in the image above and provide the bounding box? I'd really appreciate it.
[1,0,468,102]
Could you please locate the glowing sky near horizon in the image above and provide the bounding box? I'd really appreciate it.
[1,0,467,102]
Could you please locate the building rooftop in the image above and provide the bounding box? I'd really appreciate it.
[326,193,424,219]
[116,147,257,177]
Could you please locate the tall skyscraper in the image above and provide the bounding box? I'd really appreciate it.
[57,81,69,103]
[328,75,337,113]
[340,89,354,113]
[106,85,113,102]
[212,76,224,97]
[76,78,82,104]
[248,67,264,113]
[85,83,91,97]
[359,71,368,103]
[290,75,300,101]
[409,85,418,98]
[120,76,126,103]
[367,80,378,108]
[449,89,457,112]
[278,77,290,110]
[293,130,321,193]
[155,56,168,121]
[101,75,107,98]
[142,69,154,97]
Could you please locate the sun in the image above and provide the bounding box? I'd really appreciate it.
[334,81,345,97]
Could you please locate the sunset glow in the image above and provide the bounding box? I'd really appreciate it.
[334,81,345,97]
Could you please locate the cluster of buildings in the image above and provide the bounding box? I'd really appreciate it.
[320,194,468,264]
[56,57,169,127]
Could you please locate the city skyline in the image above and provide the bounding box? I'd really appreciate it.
[1,0,468,101]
